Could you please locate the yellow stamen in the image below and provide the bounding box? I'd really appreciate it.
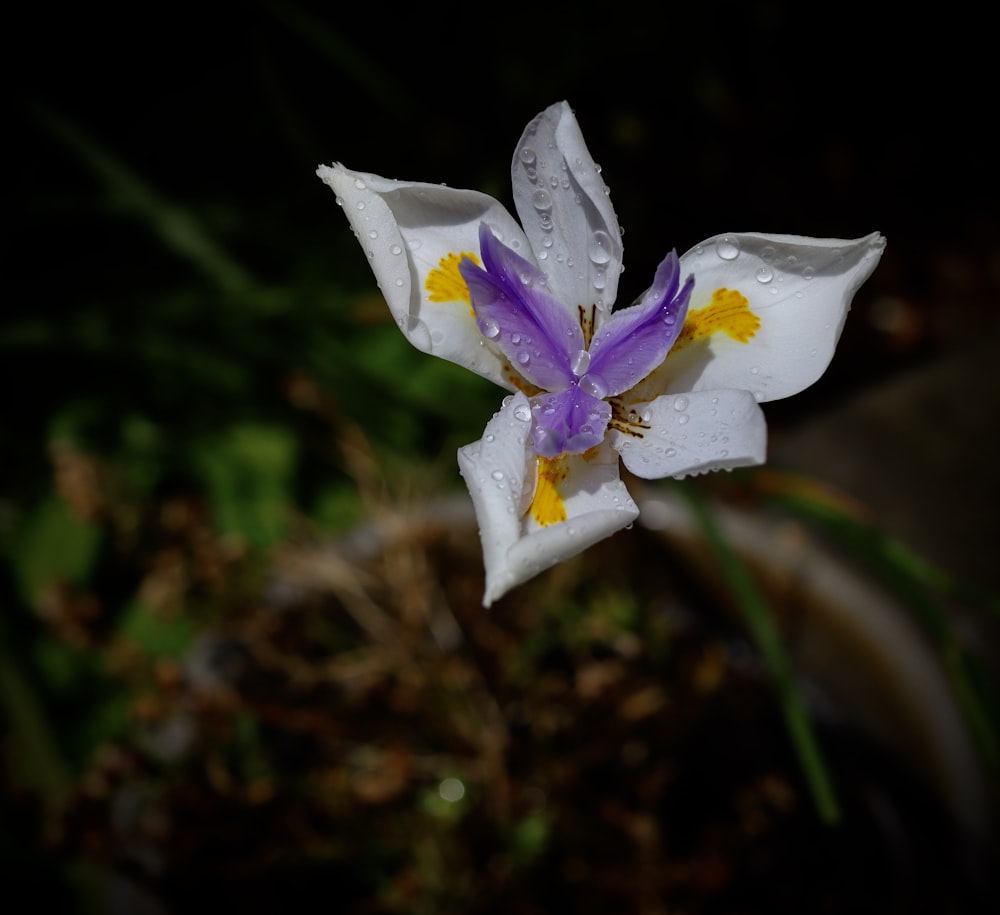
[672,288,759,353]
[531,456,568,526]
[426,252,479,309]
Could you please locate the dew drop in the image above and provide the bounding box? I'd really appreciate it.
[570,349,591,375]
[520,147,536,165]
[355,201,366,211]
[532,189,553,212]
[480,317,500,338]
[673,395,689,412]
[666,447,677,458]
[513,403,531,422]
[490,470,504,481]
[389,244,403,256]
[750,366,760,375]
[367,229,378,240]
[517,351,531,365]
[716,236,740,260]
[802,265,815,280]
[579,373,608,399]
[353,177,367,190]
[755,265,773,284]
[678,414,690,425]
[589,230,613,265]
[485,434,495,443]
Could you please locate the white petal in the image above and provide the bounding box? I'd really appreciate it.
[317,163,530,390]
[457,394,638,606]
[510,102,623,319]
[611,389,766,479]
[653,232,886,402]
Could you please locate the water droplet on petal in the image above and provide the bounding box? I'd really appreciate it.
[673,396,689,412]
[755,265,773,284]
[802,265,815,280]
[532,189,553,212]
[513,403,531,422]
[367,229,378,240]
[480,317,500,339]
[353,177,367,189]
[716,236,740,260]
[389,244,403,255]
[520,147,536,165]
[491,470,504,481]
[578,373,608,399]
[517,351,531,365]
[589,230,613,265]
[570,349,591,375]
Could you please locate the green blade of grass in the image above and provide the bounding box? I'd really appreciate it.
[679,483,841,824]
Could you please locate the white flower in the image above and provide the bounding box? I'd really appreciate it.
[318,101,884,605]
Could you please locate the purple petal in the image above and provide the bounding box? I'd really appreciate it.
[460,225,584,391]
[529,383,612,458]
[587,251,694,397]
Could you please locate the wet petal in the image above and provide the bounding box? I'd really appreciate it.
[510,101,623,317]
[529,384,612,458]
[460,225,583,391]
[458,400,639,606]
[587,250,693,397]
[638,232,885,403]
[611,389,766,479]
[317,163,530,390]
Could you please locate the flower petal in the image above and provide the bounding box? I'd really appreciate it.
[587,250,694,397]
[510,102,623,317]
[611,389,766,479]
[634,232,885,403]
[460,225,583,391]
[457,394,638,606]
[317,163,531,390]
[529,384,612,458]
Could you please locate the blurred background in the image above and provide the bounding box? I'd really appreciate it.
[5,2,999,912]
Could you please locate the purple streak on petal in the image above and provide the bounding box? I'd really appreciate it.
[529,383,612,458]
[459,225,583,391]
[586,250,694,397]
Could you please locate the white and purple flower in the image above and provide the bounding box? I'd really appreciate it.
[318,101,884,605]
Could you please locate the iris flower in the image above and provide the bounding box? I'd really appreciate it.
[318,101,884,605]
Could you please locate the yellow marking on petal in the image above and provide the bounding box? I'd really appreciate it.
[531,456,568,527]
[426,252,479,313]
[672,288,759,353]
